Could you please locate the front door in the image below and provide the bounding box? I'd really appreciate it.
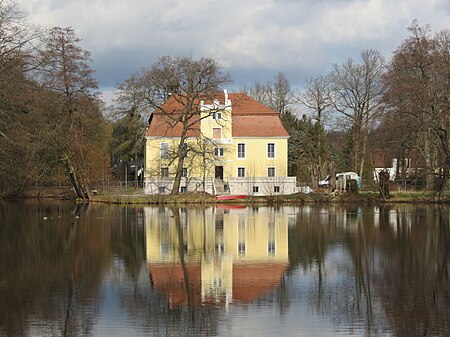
[215,166,224,180]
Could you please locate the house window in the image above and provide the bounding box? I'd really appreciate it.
[212,112,222,120]
[180,186,187,193]
[267,143,275,158]
[181,167,188,177]
[268,167,275,177]
[214,147,224,157]
[253,186,259,193]
[158,186,166,194]
[237,143,245,159]
[237,167,245,177]
[213,128,221,139]
[274,186,280,193]
[161,167,169,177]
[160,143,169,159]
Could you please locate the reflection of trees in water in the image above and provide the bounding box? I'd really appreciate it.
[3,202,449,336]
[0,202,147,337]
[0,201,110,336]
[288,204,450,337]
[288,205,378,333]
[375,205,450,337]
[0,201,226,337]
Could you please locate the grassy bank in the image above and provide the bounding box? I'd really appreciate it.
[13,187,450,205]
[90,190,450,205]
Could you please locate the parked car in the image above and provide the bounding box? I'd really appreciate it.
[318,175,331,187]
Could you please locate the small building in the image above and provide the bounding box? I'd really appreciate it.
[143,91,297,195]
[372,148,424,184]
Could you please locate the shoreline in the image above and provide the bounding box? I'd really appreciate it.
[4,187,450,205]
[89,191,450,205]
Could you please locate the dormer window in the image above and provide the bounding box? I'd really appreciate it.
[212,112,222,120]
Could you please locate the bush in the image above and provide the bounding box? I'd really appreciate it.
[346,179,359,194]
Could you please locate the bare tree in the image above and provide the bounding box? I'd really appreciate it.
[36,26,106,200]
[266,72,293,115]
[383,21,450,196]
[118,56,232,194]
[247,72,294,115]
[299,75,334,185]
[0,0,42,196]
[330,49,386,184]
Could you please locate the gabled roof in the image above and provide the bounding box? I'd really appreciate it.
[145,92,289,138]
[228,93,289,137]
[146,112,200,138]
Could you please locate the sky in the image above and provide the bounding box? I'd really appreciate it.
[17,0,450,105]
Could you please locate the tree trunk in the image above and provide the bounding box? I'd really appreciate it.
[435,128,450,199]
[63,155,88,201]
[171,133,188,194]
[359,124,369,188]
[378,170,390,200]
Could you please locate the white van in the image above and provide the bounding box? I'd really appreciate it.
[336,172,360,190]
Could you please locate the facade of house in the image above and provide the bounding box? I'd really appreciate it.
[143,90,297,195]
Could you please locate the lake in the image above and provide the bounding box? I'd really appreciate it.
[0,200,449,336]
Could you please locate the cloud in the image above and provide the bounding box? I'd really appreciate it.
[17,0,450,92]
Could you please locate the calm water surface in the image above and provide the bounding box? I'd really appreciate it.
[1,200,449,337]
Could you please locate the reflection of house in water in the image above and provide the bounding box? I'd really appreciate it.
[145,206,289,307]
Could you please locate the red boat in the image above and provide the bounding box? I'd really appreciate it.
[215,195,246,200]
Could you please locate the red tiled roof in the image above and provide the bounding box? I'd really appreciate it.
[146,113,201,137]
[145,92,289,138]
[226,93,277,115]
[232,115,289,137]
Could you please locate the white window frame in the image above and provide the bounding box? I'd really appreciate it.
[267,142,275,159]
[214,147,224,157]
[237,167,246,177]
[237,143,246,159]
[268,167,276,177]
[160,142,169,159]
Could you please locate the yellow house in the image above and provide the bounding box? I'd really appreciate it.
[144,90,297,195]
